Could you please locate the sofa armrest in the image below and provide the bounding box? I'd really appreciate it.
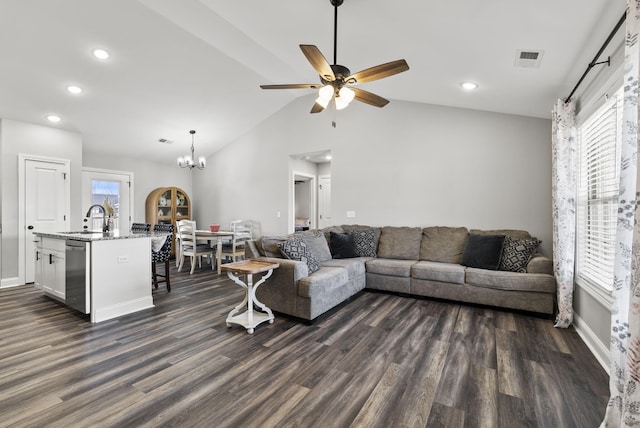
[253,257,310,318]
[526,255,553,275]
[260,256,309,282]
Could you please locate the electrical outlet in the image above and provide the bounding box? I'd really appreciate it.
[346,211,356,218]
[277,211,281,218]
[118,255,129,263]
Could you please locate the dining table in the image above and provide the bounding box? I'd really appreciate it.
[175,229,235,273]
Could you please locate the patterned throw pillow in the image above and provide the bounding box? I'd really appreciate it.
[350,229,378,257]
[499,236,541,272]
[277,237,321,274]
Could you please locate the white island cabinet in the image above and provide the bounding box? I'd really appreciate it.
[34,237,66,300]
[33,230,160,323]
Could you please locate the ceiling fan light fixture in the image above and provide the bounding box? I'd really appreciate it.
[335,86,355,110]
[316,85,333,108]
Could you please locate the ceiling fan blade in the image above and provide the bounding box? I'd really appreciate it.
[310,102,325,114]
[260,84,322,90]
[352,88,390,108]
[300,45,335,81]
[348,59,409,84]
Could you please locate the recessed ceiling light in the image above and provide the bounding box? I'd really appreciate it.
[46,115,61,123]
[66,85,83,94]
[92,48,110,60]
[461,82,478,90]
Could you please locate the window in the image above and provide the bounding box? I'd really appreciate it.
[575,87,622,304]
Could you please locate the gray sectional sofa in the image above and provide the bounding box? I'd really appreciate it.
[246,225,556,322]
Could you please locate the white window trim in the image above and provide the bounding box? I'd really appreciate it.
[574,87,622,308]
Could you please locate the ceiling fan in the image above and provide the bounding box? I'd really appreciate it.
[260,0,409,114]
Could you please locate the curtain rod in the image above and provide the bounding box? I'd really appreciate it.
[564,11,626,103]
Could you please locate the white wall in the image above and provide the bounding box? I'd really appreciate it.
[195,95,553,256]
[0,118,83,282]
[82,152,193,224]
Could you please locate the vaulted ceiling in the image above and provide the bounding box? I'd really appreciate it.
[0,0,624,162]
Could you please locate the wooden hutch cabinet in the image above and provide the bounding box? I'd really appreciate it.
[145,187,190,255]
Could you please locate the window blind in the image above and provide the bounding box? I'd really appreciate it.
[576,89,621,293]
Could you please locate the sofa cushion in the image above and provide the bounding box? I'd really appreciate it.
[499,236,541,273]
[298,267,350,298]
[377,226,422,260]
[366,258,416,277]
[329,232,358,259]
[420,226,469,264]
[278,237,321,274]
[259,235,290,258]
[461,234,505,270]
[411,261,466,285]
[470,229,532,240]
[465,267,556,293]
[321,258,367,280]
[300,233,332,263]
[321,225,345,242]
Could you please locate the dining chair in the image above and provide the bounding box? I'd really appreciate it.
[131,222,151,232]
[219,219,253,273]
[151,223,173,291]
[177,219,216,274]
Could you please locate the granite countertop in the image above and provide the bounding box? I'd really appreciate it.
[34,230,170,242]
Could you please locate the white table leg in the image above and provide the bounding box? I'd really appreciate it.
[225,269,275,333]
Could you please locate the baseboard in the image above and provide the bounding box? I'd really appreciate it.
[91,297,154,323]
[1,277,22,288]
[573,312,610,374]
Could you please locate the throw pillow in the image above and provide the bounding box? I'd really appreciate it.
[277,237,321,274]
[499,236,541,272]
[329,232,358,259]
[350,229,378,257]
[461,234,506,270]
[300,234,332,263]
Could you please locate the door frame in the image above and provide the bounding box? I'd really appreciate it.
[18,154,71,286]
[292,171,317,233]
[82,167,135,233]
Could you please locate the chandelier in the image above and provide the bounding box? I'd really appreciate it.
[177,130,206,170]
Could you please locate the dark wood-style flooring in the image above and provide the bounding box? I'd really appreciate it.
[0,263,609,427]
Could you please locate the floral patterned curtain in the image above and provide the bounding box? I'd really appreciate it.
[602,3,640,426]
[551,99,576,328]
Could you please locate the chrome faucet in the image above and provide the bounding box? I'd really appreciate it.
[85,204,109,232]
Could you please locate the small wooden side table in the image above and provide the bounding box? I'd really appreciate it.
[221,259,280,334]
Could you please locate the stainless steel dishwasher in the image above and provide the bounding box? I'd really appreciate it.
[65,240,89,314]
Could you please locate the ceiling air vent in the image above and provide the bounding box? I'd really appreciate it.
[514,50,544,68]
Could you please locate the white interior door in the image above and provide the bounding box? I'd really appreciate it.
[24,158,69,283]
[318,175,332,228]
[82,168,133,233]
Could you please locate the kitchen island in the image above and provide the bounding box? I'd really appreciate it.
[33,230,166,323]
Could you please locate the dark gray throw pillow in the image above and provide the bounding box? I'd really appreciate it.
[461,234,506,270]
[330,232,358,259]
